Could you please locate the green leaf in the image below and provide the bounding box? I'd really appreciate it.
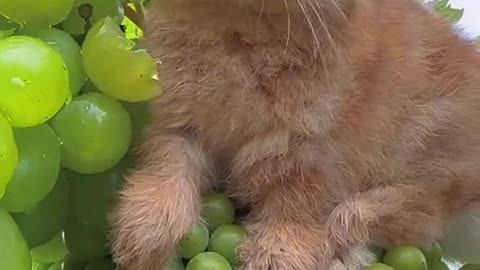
[434,0,464,23]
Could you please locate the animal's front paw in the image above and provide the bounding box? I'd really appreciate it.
[237,224,325,270]
[110,180,199,270]
[329,245,377,270]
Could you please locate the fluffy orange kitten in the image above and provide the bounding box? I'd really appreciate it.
[110,0,480,269]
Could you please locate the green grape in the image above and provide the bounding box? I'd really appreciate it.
[179,222,210,259]
[50,93,132,174]
[382,245,427,270]
[31,232,67,264]
[0,209,31,270]
[18,27,86,96]
[421,242,442,265]
[62,255,88,270]
[185,252,232,270]
[208,225,247,267]
[0,0,74,26]
[0,124,61,212]
[84,258,116,270]
[363,263,395,270]
[201,192,236,231]
[0,36,70,127]
[62,0,124,36]
[63,216,110,261]
[83,17,161,102]
[68,157,130,232]
[0,112,18,199]
[12,172,70,248]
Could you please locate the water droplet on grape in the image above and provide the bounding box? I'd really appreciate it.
[10,77,26,88]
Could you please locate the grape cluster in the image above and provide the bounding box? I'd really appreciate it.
[0,0,160,269]
[364,243,480,270]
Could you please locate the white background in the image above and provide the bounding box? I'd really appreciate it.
[448,0,480,38]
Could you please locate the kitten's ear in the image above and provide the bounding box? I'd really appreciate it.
[440,205,480,264]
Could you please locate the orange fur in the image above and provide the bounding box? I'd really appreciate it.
[110,0,480,269]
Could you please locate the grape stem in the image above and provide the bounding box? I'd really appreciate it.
[123,3,145,30]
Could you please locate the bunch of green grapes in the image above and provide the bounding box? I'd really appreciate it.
[170,192,247,270]
[364,243,480,270]
[0,0,160,269]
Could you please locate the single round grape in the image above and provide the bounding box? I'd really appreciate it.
[363,263,395,270]
[62,0,124,36]
[0,209,31,270]
[429,260,449,270]
[0,112,18,199]
[50,93,132,174]
[0,36,70,127]
[0,124,61,212]
[30,232,67,264]
[18,27,86,96]
[383,245,427,270]
[68,157,129,232]
[0,0,74,26]
[208,224,247,267]
[185,252,232,270]
[83,17,161,102]
[84,258,116,270]
[179,222,210,259]
[63,216,110,261]
[201,192,236,230]
[62,255,88,270]
[12,172,70,248]
[422,242,442,264]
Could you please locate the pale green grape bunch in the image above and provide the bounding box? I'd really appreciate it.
[0,0,162,269]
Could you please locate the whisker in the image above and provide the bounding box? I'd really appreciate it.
[282,0,292,54]
[329,0,347,21]
[306,0,333,76]
[256,0,266,21]
[294,0,321,59]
